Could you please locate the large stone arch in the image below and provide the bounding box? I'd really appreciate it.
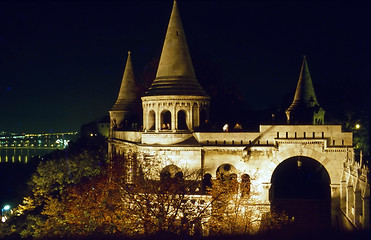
[270,156,331,199]
[263,147,340,185]
[270,156,332,231]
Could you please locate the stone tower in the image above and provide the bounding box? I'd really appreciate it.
[141,1,210,140]
[109,51,140,131]
[285,56,325,125]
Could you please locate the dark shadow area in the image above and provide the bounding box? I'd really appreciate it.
[271,156,331,232]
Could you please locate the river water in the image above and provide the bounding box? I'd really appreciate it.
[0,148,55,208]
[0,148,54,163]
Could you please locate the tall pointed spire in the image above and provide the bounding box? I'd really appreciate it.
[145,0,207,96]
[112,51,137,111]
[289,56,319,108]
[286,56,325,124]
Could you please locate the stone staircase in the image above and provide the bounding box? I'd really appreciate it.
[273,198,331,232]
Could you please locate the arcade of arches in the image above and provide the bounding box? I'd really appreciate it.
[141,99,210,132]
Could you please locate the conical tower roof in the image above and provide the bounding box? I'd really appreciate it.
[145,1,207,96]
[112,51,137,111]
[287,56,320,111]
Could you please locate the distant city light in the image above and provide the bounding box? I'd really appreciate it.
[3,205,10,211]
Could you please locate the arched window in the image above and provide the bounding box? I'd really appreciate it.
[202,173,212,193]
[160,165,183,181]
[241,174,251,196]
[216,163,237,181]
[177,110,188,130]
[160,165,183,190]
[148,110,155,130]
[161,110,171,130]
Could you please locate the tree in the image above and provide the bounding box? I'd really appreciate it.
[206,173,290,236]
[3,147,290,239]
[38,173,132,238]
[1,136,107,239]
[111,151,210,237]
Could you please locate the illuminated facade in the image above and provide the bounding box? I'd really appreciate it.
[108,1,369,231]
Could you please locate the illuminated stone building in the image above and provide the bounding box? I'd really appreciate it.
[108,1,369,231]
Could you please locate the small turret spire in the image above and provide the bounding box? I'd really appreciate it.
[145,0,207,96]
[286,56,325,124]
[110,51,140,130]
[290,55,319,107]
[112,51,136,111]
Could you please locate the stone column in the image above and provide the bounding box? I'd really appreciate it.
[172,103,177,132]
[155,103,160,132]
[354,184,362,228]
[362,194,370,229]
[346,179,355,223]
[142,104,147,132]
[189,102,194,130]
[340,170,347,212]
[330,183,341,229]
[262,183,271,204]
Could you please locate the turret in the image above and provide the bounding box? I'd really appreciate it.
[285,56,325,124]
[141,1,210,134]
[109,51,140,131]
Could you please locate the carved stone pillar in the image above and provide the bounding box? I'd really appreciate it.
[330,183,341,229]
[262,183,271,204]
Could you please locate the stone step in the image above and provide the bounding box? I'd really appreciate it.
[273,198,331,232]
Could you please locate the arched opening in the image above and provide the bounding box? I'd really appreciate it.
[270,156,331,231]
[160,165,184,193]
[148,110,155,130]
[177,110,188,130]
[161,110,171,130]
[200,108,207,124]
[216,164,238,193]
[216,163,237,181]
[160,164,183,181]
[241,174,251,196]
[202,173,212,193]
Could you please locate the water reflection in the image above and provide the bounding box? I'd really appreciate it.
[0,148,54,164]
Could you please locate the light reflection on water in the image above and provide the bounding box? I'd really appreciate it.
[0,148,54,163]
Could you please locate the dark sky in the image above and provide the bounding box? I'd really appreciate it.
[1,1,370,133]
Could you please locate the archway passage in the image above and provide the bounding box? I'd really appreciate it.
[161,110,171,130]
[271,156,331,232]
[148,110,155,130]
[177,110,188,130]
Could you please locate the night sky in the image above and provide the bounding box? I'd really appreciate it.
[1,1,370,133]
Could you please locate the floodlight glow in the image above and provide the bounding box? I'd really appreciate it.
[355,124,360,129]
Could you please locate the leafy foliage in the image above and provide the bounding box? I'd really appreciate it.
[2,146,290,239]
[1,135,107,238]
